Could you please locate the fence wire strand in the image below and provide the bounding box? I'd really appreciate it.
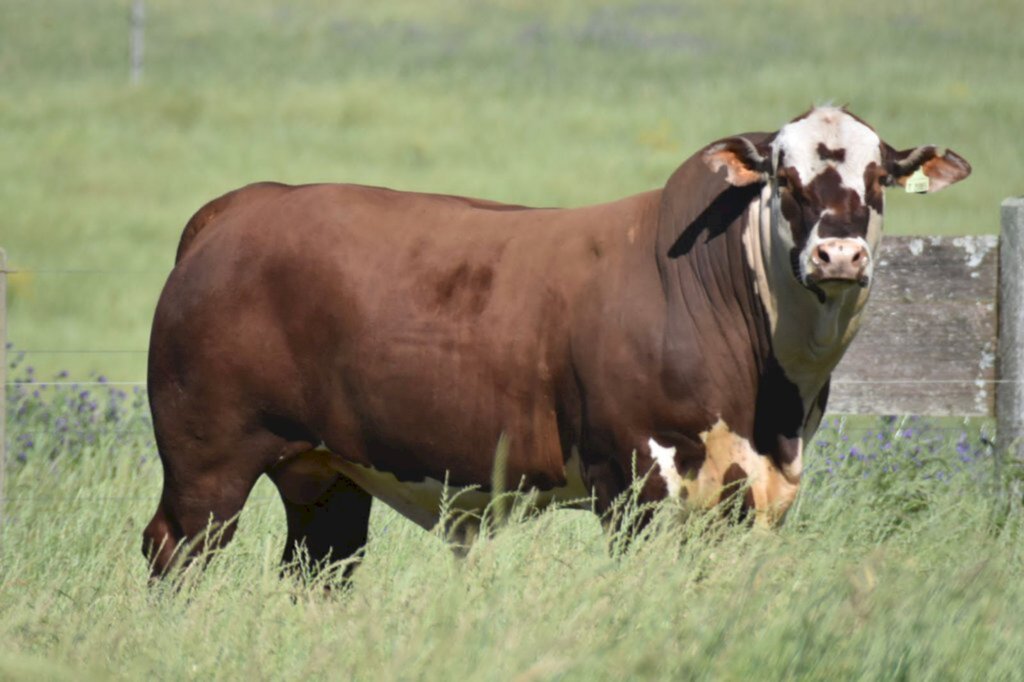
[17,350,147,354]
[7,381,146,387]
[2,268,165,275]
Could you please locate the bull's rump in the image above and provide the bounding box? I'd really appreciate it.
[151,182,657,490]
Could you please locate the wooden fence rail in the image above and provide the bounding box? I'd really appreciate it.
[830,197,1022,465]
[831,234,999,416]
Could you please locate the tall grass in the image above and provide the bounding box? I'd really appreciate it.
[3,362,1023,680]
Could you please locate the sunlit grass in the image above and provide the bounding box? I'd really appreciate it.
[2,369,1024,679]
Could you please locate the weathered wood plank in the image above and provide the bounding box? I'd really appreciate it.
[869,235,998,303]
[830,235,999,416]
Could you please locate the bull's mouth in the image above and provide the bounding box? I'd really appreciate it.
[807,273,871,289]
[801,274,869,305]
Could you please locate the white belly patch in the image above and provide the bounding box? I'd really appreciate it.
[323,448,590,530]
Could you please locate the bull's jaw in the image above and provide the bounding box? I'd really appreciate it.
[805,283,867,355]
[744,185,872,400]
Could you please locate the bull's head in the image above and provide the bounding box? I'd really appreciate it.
[702,106,971,303]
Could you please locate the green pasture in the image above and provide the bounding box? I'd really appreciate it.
[2,391,1022,679]
[1,0,1022,379]
[3,2,1024,679]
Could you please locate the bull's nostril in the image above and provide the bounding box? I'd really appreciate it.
[817,247,831,264]
[851,251,861,262]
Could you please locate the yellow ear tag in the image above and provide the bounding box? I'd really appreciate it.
[904,168,930,194]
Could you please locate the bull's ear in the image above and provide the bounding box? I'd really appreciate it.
[702,137,771,187]
[884,144,972,193]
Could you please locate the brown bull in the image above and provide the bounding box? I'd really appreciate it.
[143,106,970,578]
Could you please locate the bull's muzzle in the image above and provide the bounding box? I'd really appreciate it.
[808,238,870,288]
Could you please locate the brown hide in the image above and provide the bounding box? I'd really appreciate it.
[148,183,684,510]
[145,113,932,576]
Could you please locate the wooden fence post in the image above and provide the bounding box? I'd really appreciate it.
[130,0,145,86]
[0,248,6,541]
[999,198,1024,472]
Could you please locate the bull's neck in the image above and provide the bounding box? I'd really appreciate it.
[654,182,774,387]
[744,183,871,400]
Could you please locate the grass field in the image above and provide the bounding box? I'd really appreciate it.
[3,1,1024,679]
[2,0,1022,379]
[3,373,1022,679]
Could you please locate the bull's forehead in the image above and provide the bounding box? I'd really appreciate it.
[772,107,882,197]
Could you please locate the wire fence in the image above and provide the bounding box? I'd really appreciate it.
[3,269,160,275]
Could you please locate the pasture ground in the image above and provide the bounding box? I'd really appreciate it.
[2,380,1023,680]
[3,1,1024,679]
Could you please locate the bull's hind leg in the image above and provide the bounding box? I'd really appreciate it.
[142,434,271,579]
[268,449,373,580]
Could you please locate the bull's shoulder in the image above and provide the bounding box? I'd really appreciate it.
[175,182,295,263]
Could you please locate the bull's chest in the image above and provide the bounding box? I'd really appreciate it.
[648,417,803,526]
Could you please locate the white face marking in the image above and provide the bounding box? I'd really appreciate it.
[318,448,590,531]
[771,106,882,197]
[772,108,885,287]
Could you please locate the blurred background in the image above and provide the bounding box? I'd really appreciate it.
[2,0,1021,382]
